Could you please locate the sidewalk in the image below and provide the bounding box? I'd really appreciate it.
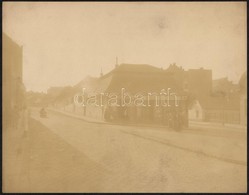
[47,107,171,130]
[48,107,107,124]
[3,114,108,192]
[2,109,29,192]
[48,107,247,132]
[189,120,246,130]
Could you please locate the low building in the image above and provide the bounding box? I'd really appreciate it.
[60,63,189,126]
[189,95,240,124]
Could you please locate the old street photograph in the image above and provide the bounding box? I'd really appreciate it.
[2,2,247,193]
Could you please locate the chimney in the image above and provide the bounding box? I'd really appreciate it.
[100,67,103,77]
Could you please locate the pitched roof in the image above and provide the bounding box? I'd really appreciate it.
[115,63,162,72]
[106,72,180,94]
[74,76,99,93]
[43,63,186,104]
[101,63,163,79]
[100,64,181,94]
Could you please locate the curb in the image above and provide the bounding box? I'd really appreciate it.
[47,108,107,125]
[189,121,246,130]
[47,108,175,130]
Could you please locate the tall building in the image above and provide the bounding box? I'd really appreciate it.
[2,33,25,129]
[165,64,212,98]
[186,68,212,97]
[212,77,239,95]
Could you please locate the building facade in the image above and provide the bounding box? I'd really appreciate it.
[188,96,240,124]
[239,72,247,126]
[2,33,26,129]
[57,63,189,128]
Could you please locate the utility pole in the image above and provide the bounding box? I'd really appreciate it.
[222,93,229,126]
[115,56,118,68]
[100,67,103,77]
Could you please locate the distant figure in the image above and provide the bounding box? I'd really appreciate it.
[104,106,111,121]
[123,107,128,121]
[174,111,182,131]
[168,112,173,128]
[40,107,47,118]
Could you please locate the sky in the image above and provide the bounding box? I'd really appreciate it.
[3,2,247,92]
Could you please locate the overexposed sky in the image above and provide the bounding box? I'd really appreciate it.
[3,2,247,92]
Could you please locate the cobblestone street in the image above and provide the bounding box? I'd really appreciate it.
[3,108,246,192]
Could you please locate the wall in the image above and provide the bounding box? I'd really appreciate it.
[240,94,247,125]
[2,33,24,129]
[204,110,240,124]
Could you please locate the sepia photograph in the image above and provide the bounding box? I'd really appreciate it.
[2,1,247,193]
